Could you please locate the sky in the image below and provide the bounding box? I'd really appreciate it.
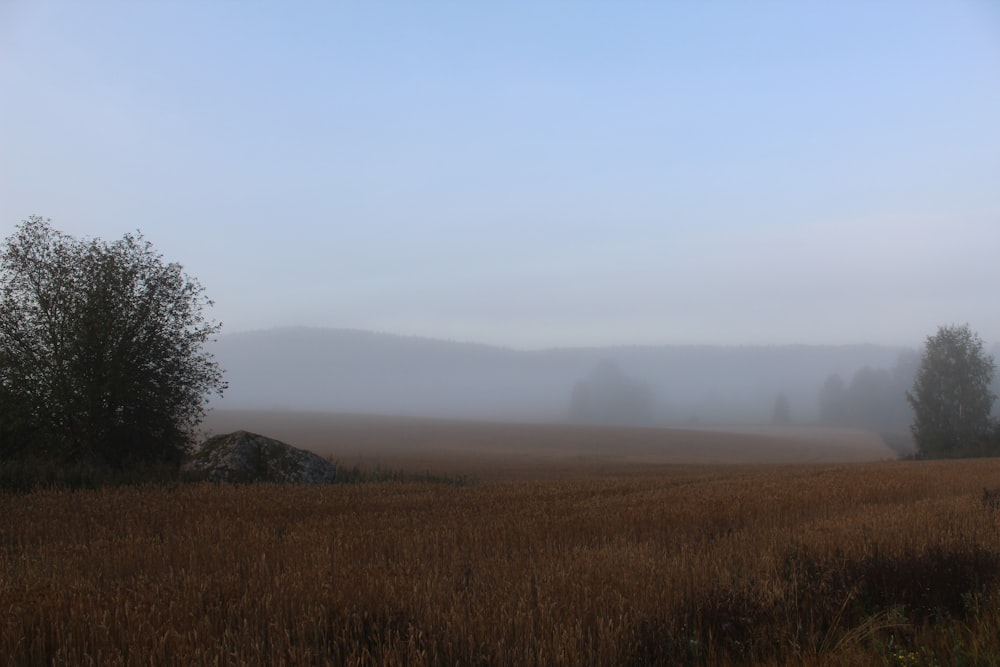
[1,1,999,349]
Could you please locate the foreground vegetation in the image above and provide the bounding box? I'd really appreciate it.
[4,460,1000,665]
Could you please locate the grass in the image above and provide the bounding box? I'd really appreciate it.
[4,459,1000,665]
[202,410,898,478]
[0,457,184,492]
[330,461,473,486]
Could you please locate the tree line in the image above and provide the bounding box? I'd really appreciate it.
[568,327,998,460]
[817,325,998,457]
[817,352,919,432]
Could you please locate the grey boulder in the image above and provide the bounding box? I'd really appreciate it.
[183,430,337,484]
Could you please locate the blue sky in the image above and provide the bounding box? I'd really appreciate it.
[2,1,998,348]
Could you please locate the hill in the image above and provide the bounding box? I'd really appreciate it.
[210,327,911,424]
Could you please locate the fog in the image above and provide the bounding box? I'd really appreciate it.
[210,327,981,439]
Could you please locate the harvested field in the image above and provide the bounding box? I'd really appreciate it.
[203,409,897,480]
[5,460,1000,665]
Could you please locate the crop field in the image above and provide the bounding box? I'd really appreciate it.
[203,410,898,480]
[4,442,1000,665]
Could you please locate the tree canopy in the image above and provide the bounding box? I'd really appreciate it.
[906,324,996,458]
[0,216,226,468]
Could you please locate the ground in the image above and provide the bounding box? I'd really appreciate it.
[202,409,897,480]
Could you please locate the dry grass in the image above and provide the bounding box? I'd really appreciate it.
[203,410,896,480]
[4,456,1000,665]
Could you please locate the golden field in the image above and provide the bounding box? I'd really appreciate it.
[3,415,1000,665]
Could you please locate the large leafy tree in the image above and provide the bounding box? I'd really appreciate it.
[906,324,996,458]
[0,216,226,467]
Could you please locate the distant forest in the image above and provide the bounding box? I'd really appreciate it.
[211,328,1000,433]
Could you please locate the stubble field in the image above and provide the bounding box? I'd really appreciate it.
[203,410,898,479]
[3,414,998,666]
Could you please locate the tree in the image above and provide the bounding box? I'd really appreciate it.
[0,216,226,468]
[822,352,919,433]
[818,373,848,424]
[906,324,996,458]
[568,360,654,425]
[847,366,894,429]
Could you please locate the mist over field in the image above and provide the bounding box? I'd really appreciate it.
[211,327,937,428]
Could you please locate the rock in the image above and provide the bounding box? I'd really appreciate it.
[182,431,337,484]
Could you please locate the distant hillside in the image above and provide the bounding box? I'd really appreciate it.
[210,327,912,424]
